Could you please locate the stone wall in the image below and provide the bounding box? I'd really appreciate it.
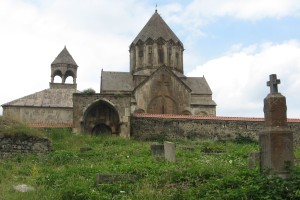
[131,115,300,146]
[3,107,73,125]
[0,135,52,158]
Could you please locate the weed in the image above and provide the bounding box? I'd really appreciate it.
[0,130,299,199]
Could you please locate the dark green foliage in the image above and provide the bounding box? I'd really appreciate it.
[234,134,257,144]
[81,88,96,94]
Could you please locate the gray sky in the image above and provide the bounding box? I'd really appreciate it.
[1,0,300,118]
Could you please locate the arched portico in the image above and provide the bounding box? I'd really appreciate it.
[82,99,120,135]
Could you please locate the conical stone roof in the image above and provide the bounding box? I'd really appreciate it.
[131,10,182,45]
[51,46,78,66]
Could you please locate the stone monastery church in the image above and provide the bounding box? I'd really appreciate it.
[2,10,216,137]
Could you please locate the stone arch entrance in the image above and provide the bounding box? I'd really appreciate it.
[92,123,112,135]
[82,100,120,135]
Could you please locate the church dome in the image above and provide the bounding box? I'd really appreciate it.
[131,10,183,47]
[129,10,184,75]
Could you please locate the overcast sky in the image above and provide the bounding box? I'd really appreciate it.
[1,0,300,118]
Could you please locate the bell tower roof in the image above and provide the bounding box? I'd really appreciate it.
[50,46,78,86]
[51,46,78,66]
[131,10,182,46]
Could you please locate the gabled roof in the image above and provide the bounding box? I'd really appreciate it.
[184,77,213,95]
[101,71,134,92]
[133,65,191,93]
[131,10,182,46]
[2,88,77,108]
[51,46,78,66]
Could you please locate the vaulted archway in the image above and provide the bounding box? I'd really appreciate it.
[82,100,120,135]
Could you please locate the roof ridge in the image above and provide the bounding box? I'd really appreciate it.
[131,11,182,46]
[51,46,78,66]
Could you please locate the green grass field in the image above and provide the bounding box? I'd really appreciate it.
[1,128,300,200]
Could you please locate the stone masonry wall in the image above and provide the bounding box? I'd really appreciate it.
[131,116,300,146]
[73,93,131,134]
[0,135,52,158]
[3,107,73,125]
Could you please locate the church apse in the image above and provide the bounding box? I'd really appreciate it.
[82,100,120,135]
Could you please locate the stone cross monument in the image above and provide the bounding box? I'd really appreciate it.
[259,74,294,178]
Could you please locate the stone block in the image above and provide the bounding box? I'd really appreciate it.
[164,141,176,162]
[259,129,294,178]
[14,184,35,192]
[95,174,137,184]
[248,152,260,169]
[80,147,93,152]
[151,144,164,157]
[264,93,288,128]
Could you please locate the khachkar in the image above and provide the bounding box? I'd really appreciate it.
[259,74,294,178]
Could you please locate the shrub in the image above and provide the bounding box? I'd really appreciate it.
[82,88,96,95]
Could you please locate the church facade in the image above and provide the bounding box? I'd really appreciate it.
[2,11,216,137]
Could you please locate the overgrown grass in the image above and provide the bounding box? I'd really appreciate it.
[0,116,45,137]
[0,129,299,199]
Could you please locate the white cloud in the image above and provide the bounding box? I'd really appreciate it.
[166,0,300,45]
[1,0,299,119]
[0,0,153,114]
[188,40,300,118]
[185,0,300,20]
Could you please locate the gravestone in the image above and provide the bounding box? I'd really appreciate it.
[151,144,164,157]
[259,74,294,178]
[14,184,35,192]
[164,141,176,162]
[95,174,137,184]
[80,147,93,152]
[248,152,260,169]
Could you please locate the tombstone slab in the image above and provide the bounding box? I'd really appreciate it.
[259,74,294,178]
[151,144,164,157]
[248,152,260,169]
[95,174,137,184]
[14,184,35,192]
[164,141,176,162]
[80,147,93,152]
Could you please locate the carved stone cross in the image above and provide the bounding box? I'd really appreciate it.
[267,74,280,93]
[157,74,170,88]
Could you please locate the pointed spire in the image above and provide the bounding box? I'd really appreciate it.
[52,46,78,66]
[131,10,182,46]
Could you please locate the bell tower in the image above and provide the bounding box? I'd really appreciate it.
[50,46,78,88]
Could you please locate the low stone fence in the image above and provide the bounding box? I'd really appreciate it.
[131,114,300,146]
[0,135,52,158]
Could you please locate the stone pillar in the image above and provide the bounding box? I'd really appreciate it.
[259,74,294,178]
[119,108,131,138]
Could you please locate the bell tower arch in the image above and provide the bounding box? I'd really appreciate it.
[51,46,78,85]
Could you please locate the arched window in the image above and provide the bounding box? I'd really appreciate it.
[64,70,76,84]
[52,70,63,83]
[158,45,164,64]
[148,46,153,65]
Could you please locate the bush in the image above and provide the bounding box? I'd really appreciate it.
[82,88,96,95]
